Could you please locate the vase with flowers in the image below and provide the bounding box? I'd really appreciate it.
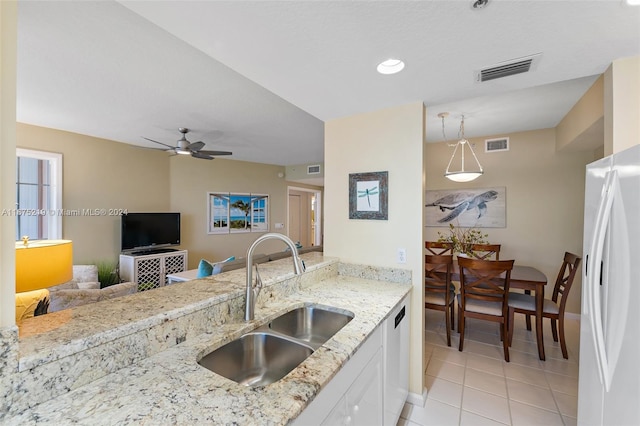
[437,223,489,256]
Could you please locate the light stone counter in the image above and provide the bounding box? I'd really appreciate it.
[3,253,411,425]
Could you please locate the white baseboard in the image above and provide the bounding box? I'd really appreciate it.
[406,388,428,407]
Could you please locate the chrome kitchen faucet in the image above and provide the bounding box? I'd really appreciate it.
[244,233,305,321]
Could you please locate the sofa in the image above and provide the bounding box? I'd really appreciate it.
[47,265,137,313]
[15,265,137,323]
[168,246,323,283]
[219,246,322,272]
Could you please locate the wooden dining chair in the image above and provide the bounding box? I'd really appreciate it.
[426,241,456,291]
[508,252,581,359]
[425,241,454,255]
[457,257,514,362]
[425,254,455,346]
[468,243,501,260]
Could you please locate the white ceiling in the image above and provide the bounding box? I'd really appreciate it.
[16,1,640,167]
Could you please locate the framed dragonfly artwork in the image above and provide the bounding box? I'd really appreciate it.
[349,171,388,220]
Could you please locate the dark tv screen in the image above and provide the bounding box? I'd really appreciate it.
[121,212,180,252]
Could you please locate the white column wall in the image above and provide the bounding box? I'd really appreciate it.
[324,101,426,397]
[0,1,17,327]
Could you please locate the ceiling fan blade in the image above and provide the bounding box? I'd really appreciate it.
[142,137,176,149]
[198,150,233,156]
[187,141,205,152]
[135,144,172,152]
[191,151,214,160]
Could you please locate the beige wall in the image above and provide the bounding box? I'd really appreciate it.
[325,102,425,397]
[556,75,604,152]
[15,124,323,269]
[424,127,595,314]
[168,156,322,269]
[17,124,171,263]
[1,0,17,327]
[285,163,324,182]
[604,56,640,156]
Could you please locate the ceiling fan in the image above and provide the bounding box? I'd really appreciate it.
[143,127,232,160]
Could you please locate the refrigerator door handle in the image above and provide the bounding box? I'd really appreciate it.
[589,170,617,392]
[585,170,612,317]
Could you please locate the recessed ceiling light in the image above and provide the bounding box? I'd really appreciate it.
[626,0,640,5]
[377,59,405,75]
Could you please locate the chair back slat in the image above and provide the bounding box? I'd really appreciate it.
[468,244,501,260]
[425,241,454,256]
[457,256,514,361]
[425,254,453,293]
[458,257,514,313]
[552,252,582,307]
[425,253,456,346]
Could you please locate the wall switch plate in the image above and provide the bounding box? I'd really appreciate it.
[397,248,407,264]
[275,223,284,229]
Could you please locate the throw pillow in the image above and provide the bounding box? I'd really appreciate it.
[196,256,236,278]
[197,259,214,278]
[212,256,235,274]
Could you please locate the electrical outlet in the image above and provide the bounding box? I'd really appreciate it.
[397,248,407,264]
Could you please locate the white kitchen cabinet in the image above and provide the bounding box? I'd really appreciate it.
[295,294,410,426]
[383,295,410,425]
[119,249,187,291]
[295,326,383,425]
[321,348,383,425]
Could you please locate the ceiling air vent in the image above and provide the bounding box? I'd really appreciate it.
[485,137,509,153]
[476,53,541,82]
[307,164,321,175]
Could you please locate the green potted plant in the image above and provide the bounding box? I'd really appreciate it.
[437,222,489,256]
[95,259,120,288]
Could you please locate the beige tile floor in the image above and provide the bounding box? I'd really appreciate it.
[398,309,580,426]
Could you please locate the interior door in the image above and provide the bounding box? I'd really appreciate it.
[288,193,302,245]
[288,188,322,247]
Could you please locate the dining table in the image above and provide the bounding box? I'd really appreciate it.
[429,260,549,360]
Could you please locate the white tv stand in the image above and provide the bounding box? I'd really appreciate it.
[119,249,188,291]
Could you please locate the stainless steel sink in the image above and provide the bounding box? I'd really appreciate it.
[268,305,354,349]
[198,305,354,387]
[198,332,313,387]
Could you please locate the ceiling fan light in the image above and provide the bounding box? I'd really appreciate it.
[175,148,191,155]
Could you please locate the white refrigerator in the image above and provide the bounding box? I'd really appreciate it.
[578,144,640,425]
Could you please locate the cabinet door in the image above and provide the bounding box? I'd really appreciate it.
[163,253,187,278]
[348,348,383,426]
[321,399,348,426]
[136,257,162,291]
[384,297,410,425]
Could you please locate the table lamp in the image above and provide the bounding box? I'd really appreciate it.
[15,238,73,322]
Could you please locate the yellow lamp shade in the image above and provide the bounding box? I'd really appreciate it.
[16,240,73,293]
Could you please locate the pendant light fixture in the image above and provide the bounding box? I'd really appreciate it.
[440,113,484,182]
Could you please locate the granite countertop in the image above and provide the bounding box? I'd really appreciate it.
[7,255,411,425]
[17,253,334,369]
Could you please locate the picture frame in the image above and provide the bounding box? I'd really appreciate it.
[208,192,230,234]
[208,192,270,234]
[229,193,252,234]
[349,171,388,220]
[425,186,506,228]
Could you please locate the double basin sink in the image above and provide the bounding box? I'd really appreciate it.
[198,304,354,387]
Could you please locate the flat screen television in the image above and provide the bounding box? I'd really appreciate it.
[121,212,181,253]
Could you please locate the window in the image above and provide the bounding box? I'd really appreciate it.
[15,149,62,240]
